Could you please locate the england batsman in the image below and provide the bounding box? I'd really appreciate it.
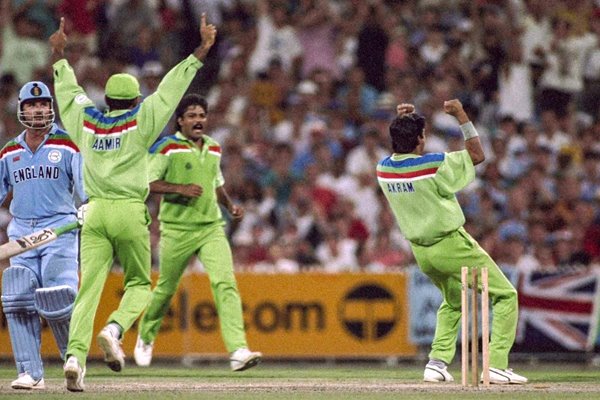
[49,15,217,391]
[0,81,85,390]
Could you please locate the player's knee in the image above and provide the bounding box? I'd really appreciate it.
[154,286,177,299]
[211,279,238,292]
[42,267,79,290]
[1,266,39,314]
[34,285,77,322]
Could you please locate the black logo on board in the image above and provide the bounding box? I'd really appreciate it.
[339,284,399,341]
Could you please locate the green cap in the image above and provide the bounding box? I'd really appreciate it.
[105,73,141,100]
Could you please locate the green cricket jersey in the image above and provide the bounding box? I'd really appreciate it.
[148,132,225,229]
[52,55,203,201]
[376,150,475,246]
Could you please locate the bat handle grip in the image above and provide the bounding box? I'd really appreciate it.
[54,221,81,236]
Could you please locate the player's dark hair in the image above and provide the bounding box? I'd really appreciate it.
[389,113,426,153]
[105,97,137,111]
[175,94,208,131]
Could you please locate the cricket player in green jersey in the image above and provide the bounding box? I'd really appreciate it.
[49,16,217,391]
[133,94,261,371]
[377,100,527,385]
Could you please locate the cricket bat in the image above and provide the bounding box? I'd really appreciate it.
[0,221,81,260]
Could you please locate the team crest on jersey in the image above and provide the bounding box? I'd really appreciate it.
[185,162,192,170]
[48,150,62,163]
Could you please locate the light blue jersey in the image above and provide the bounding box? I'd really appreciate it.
[0,123,85,222]
[1,81,85,383]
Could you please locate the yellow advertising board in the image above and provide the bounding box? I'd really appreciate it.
[0,273,416,358]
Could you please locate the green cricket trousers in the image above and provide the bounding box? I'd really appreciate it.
[139,222,247,352]
[411,227,518,369]
[67,199,152,367]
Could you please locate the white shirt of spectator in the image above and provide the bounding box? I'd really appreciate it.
[248,14,303,77]
[316,236,359,273]
[498,63,534,122]
[540,33,598,93]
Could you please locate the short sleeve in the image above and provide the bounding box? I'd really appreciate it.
[434,150,475,196]
[215,159,225,188]
[148,152,169,183]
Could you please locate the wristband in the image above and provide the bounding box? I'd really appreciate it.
[460,121,479,140]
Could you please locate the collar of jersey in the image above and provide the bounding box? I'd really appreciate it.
[391,153,419,161]
[174,131,208,147]
[16,123,58,145]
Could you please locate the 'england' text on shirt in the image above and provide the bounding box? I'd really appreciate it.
[13,165,60,183]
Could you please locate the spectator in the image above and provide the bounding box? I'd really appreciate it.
[0,5,49,85]
[129,26,161,70]
[248,0,302,78]
[345,128,388,178]
[355,1,389,91]
[537,17,597,119]
[106,0,160,56]
[58,0,99,53]
[363,232,409,272]
[336,66,379,123]
[295,0,341,79]
[498,37,534,122]
[315,228,359,273]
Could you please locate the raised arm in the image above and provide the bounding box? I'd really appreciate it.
[49,17,67,64]
[138,13,217,146]
[193,13,217,62]
[443,99,485,165]
[50,17,93,143]
[397,103,415,117]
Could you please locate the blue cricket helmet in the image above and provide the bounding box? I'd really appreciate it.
[18,81,55,129]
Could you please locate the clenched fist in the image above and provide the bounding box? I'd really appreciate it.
[443,99,468,124]
[397,103,415,117]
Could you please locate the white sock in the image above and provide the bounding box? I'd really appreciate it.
[427,359,446,368]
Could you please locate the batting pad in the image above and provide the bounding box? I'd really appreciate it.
[1,266,44,379]
[35,285,77,359]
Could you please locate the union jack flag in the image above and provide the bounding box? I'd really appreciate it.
[516,269,600,351]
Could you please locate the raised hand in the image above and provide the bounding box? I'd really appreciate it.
[443,99,468,123]
[397,103,415,117]
[194,13,217,61]
[49,17,68,57]
[200,13,217,50]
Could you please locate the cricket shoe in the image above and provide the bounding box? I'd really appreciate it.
[230,348,262,371]
[423,363,454,383]
[485,367,528,384]
[134,335,154,367]
[64,356,85,392]
[97,325,125,372]
[11,373,45,390]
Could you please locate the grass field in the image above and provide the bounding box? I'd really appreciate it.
[0,360,599,399]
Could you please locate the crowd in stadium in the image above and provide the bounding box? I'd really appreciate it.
[0,0,599,273]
